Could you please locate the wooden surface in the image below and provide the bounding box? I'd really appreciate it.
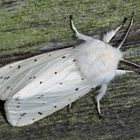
[0,0,140,140]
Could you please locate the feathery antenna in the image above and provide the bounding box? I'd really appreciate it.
[117,12,134,49]
[108,17,128,44]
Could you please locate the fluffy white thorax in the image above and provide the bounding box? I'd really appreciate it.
[74,39,123,86]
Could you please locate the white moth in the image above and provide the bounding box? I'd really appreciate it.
[0,14,139,127]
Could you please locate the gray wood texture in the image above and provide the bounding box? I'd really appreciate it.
[0,0,139,140]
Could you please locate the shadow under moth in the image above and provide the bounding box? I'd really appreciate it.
[0,13,139,127]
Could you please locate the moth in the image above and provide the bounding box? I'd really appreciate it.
[0,13,139,127]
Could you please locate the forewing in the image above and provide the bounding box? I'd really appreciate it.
[5,56,92,126]
[5,84,91,126]
[0,48,72,100]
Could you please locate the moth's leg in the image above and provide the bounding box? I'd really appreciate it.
[68,103,72,110]
[70,15,93,41]
[67,103,72,112]
[103,17,127,43]
[120,59,140,69]
[116,69,134,76]
[95,84,107,117]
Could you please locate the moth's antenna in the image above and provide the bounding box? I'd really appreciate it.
[69,15,93,41]
[117,12,134,49]
[121,59,140,69]
[108,17,127,44]
[70,15,78,34]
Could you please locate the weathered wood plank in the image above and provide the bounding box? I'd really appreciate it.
[0,0,140,140]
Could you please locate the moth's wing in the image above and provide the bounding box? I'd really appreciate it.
[5,85,91,127]
[0,48,72,100]
[4,52,93,126]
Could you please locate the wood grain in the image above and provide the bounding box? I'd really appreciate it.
[0,0,139,140]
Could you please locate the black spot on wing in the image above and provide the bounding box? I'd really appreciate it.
[34,59,37,62]
[75,88,79,91]
[4,76,10,80]
[18,65,21,69]
[40,81,42,84]
[0,76,3,79]
[37,95,44,99]
[33,76,36,79]
[38,112,43,115]
[18,117,21,121]
[6,86,10,89]
[62,56,66,58]
[54,72,57,74]
[16,105,20,108]
[20,113,26,117]
[28,76,36,80]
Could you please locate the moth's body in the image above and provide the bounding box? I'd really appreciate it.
[1,38,122,126]
[0,14,138,127]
